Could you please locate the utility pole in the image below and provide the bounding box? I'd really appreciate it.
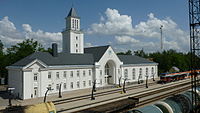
[160,25,163,51]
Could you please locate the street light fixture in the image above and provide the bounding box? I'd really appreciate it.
[145,75,149,88]
[122,78,128,93]
[138,75,141,84]
[44,87,53,102]
[91,80,96,100]
[7,87,15,106]
[59,82,62,98]
[118,76,122,87]
[152,73,155,81]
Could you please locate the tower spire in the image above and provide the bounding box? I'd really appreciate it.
[67,7,78,18]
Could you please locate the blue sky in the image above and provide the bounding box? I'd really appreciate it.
[0,0,189,53]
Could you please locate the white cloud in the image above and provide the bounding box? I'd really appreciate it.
[88,8,133,35]
[84,42,93,47]
[22,24,32,32]
[115,36,139,44]
[88,8,189,52]
[0,16,62,51]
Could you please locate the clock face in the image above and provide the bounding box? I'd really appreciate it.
[109,50,112,55]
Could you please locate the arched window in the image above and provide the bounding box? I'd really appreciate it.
[105,63,109,75]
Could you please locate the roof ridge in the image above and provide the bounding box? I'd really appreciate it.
[84,45,110,49]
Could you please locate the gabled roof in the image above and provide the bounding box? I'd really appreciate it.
[67,7,79,18]
[12,52,94,67]
[84,45,110,62]
[117,55,156,65]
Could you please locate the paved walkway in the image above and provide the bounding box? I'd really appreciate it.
[0,78,173,111]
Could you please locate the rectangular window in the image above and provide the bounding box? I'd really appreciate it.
[100,70,102,76]
[100,79,102,85]
[34,73,38,81]
[124,69,128,79]
[70,82,73,89]
[77,70,80,77]
[83,81,86,87]
[70,71,73,77]
[151,67,154,77]
[63,71,67,78]
[89,70,91,76]
[146,68,148,76]
[56,72,59,79]
[76,44,78,47]
[63,83,67,89]
[89,80,91,86]
[56,84,59,91]
[77,81,80,88]
[48,72,51,79]
[132,68,135,80]
[139,68,142,79]
[83,70,86,77]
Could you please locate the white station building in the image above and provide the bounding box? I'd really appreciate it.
[7,8,158,100]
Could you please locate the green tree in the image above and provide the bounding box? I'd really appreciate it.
[117,50,132,55]
[134,49,148,58]
[0,40,3,54]
[6,39,44,65]
[1,39,45,82]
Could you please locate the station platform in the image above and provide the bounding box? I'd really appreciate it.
[0,77,181,112]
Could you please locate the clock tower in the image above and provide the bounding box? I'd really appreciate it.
[62,8,84,54]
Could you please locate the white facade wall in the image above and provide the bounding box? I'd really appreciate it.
[8,60,158,99]
[19,63,93,99]
[121,65,158,83]
[95,47,123,87]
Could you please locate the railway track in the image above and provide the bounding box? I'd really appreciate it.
[53,82,156,105]
[56,79,191,113]
[72,82,191,113]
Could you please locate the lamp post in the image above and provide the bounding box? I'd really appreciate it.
[152,73,155,81]
[138,75,141,84]
[7,87,15,106]
[44,87,53,102]
[118,76,122,87]
[59,83,62,98]
[91,80,96,100]
[122,78,128,93]
[145,75,149,88]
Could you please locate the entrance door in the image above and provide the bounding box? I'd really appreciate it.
[104,60,116,85]
[34,87,38,98]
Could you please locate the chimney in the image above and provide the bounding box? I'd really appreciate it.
[52,43,58,57]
